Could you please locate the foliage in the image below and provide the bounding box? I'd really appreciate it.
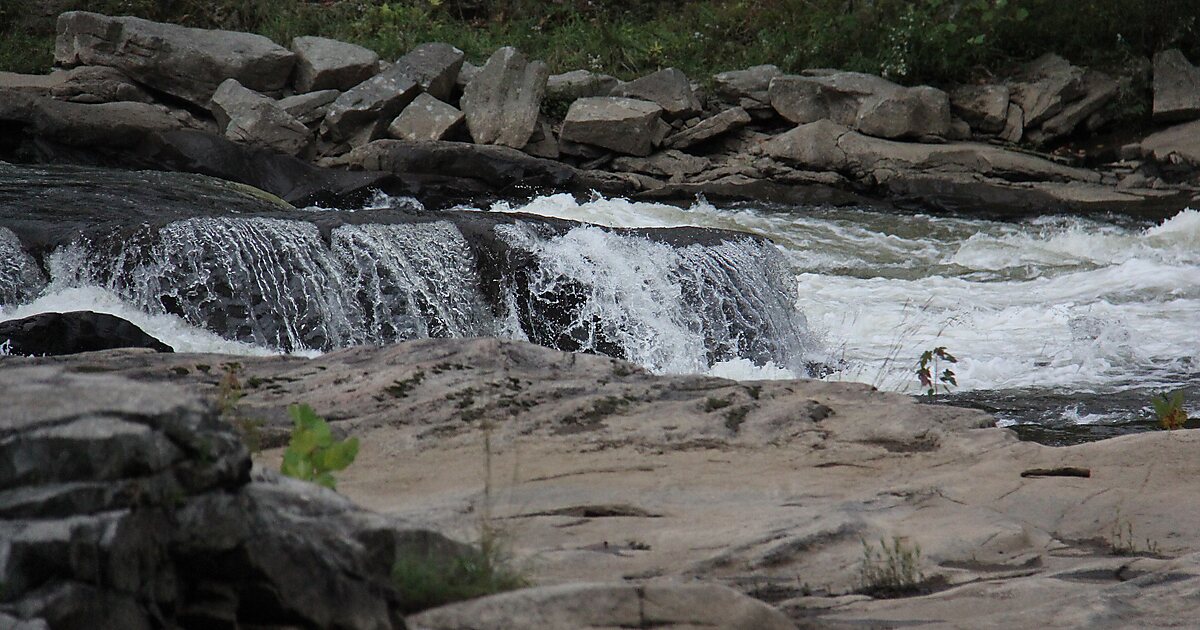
[392,524,528,613]
[858,536,925,597]
[280,403,359,490]
[916,346,958,397]
[1152,390,1188,430]
[215,363,264,453]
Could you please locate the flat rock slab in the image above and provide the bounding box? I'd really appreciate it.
[321,66,420,142]
[663,106,750,149]
[561,97,664,156]
[55,11,296,107]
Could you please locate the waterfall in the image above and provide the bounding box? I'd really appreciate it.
[0,227,45,305]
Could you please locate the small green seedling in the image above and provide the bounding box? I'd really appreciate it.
[916,346,958,396]
[1152,390,1188,430]
[280,403,359,490]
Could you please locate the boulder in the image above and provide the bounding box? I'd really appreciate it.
[560,97,664,156]
[210,78,311,156]
[769,72,951,139]
[389,42,465,102]
[522,121,560,159]
[321,66,420,143]
[408,582,796,630]
[761,119,851,171]
[461,47,548,148]
[1007,54,1086,128]
[0,91,205,149]
[1139,118,1200,168]
[856,85,952,140]
[55,11,296,107]
[950,84,1010,134]
[1152,49,1200,122]
[545,69,619,102]
[712,64,782,109]
[0,311,171,356]
[277,89,340,125]
[387,93,465,142]
[290,36,380,93]
[1029,70,1119,145]
[612,150,712,180]
[0,67,153,105]
[609,67,702,119]
[662,106,751,149]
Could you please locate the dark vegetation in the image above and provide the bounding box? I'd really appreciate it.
[2,0,1197,87]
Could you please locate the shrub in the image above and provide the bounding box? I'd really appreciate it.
[916,346,958,397]
[280,403,359,490]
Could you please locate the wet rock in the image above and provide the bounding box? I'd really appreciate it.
[387,93,465,142]
[1152,49,1200,122]
[662,106,751,150]
[1007,54,1086,128]
[210,79,311,156]
[0,311,172,357]
[560,97,664,156]
[321,65,421,143]
[769,72,951,139]
[712,64,782,110]
[461,47,547,148]
[389,42,465,102]
[950,84,1010,134]
[277,89,340,125]
[290,36,380,93]
[55,11,295,107]
[546,69,619,102]
[610,67,703,119]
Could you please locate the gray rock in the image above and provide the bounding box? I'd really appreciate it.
[277,89,340,125]
[761,119,851,171]
[612,150,712,180]
[49,66,153,104]
[522,120,560,159]
[713,64,782,109]
[1000,102,1025,143]
[663,106,751,149]
[610,67,702,119]
[1140,118,1200,167]
[290,36,380,93]
[461,47,548,148]
[1031,70,1119,145]
[769,72,950,139]
[856,85,951,139]
[321,65,421,143]
[210,79,311,156]
[55,11,295,107]
[1007,53,1085,128]
[546,69,619,102]
[390,42,465,102]
[560,97,664,156]
[950,84,1010,134]
[387,92,465,142]
[457,61,480,88]
[0,92,205,149]
[1152,49,1200,122]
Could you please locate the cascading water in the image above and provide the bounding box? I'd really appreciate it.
[0,227,45,305]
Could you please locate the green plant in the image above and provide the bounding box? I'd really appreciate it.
[280,403,359,490]
[391,524,528,613]
[858,536,925,597]
[916,346,958,396]
[1152,390,1188,430]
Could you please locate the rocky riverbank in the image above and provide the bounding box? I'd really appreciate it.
[4,342,1200,628]
[1,11,1199,215]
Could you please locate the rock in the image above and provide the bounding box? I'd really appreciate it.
[1030,70,1119,145]
[761,119,851,171]
[612,150,712,180]
[0,91,205,150]
[389,42,465,102]
[950,84,1010,134]
[321,65,421,143]
[55,11,296,107]
[1140,119,1200,168]
[408,582,796,629]
[769,72,951,139]
[1007,53,1085,128]
[662,106,751,149]
[1000,102,1025,143]
[0,67,152,104]
[559,97,664,156]
[457,61,480,88]
[610,68,702,119]
[290,36,380,93]
[546,69,619,101]
[210,78,311,156]
[0,311,172,356]
[461,47,548,148]
[387,93,465,142]
[856,85,952,139]
[277,89,340,125]
[1152,49,1200,122]
[521,121,560,159]
[712,64,782,109]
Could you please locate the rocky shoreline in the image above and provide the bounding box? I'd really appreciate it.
[0,11,1198,215]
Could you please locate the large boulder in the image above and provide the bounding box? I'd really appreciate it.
[387,93,465,142]
[1152,49,1200,122]
[1139,118,1200,169]
[1028,70,1119,145]
[1007,54,1085,128]
[461,47,548,148]
[712,64,782,111]
[321,65,420,143]
[950,84,1010,134]
[769,72,951,139]
[560,97,664,156]
[662,106,751,149]
[545,69,619,102]
[54,11,296,107]
[609,67,702,119]
[0,66,153,104]
[210,78,311,156]
[0,91,205,150]
[290,36,380,93]
[389,43,466,102]
[856,85,952,140]
[0,311,171,356]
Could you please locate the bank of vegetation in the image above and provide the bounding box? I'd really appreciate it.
[3,0,1197,89]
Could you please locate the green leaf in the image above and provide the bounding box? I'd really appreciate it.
[1016,7,1030,20]
[282,450,314,480]
[314,471,337,489]
[290,428,320,455]
[320,438,360,471]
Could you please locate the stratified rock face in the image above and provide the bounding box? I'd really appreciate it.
[291,36,380,93]
[54,11,296,107]
[0,311,172,356]
[210,78,311,156]
[609,67,703,119]
[321,65,421,142]
[769,72,951,139]
[48,66,153,104]
[1153,49,1200,122]
[560,97,664,156]
[663,106,751,149]
[387,93,464,142]
[546,69,619,102]
[389,42,465,102]
[950,84,1010,134]
[461,47,548,148]
[0,366,465,630]
[408,582,797,630]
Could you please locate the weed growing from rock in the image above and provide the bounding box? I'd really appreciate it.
[216,363,264,453]
[1152,390,1188,430]
[280,403,359,490]
[858,536,924,597]
[916,346,957,397]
